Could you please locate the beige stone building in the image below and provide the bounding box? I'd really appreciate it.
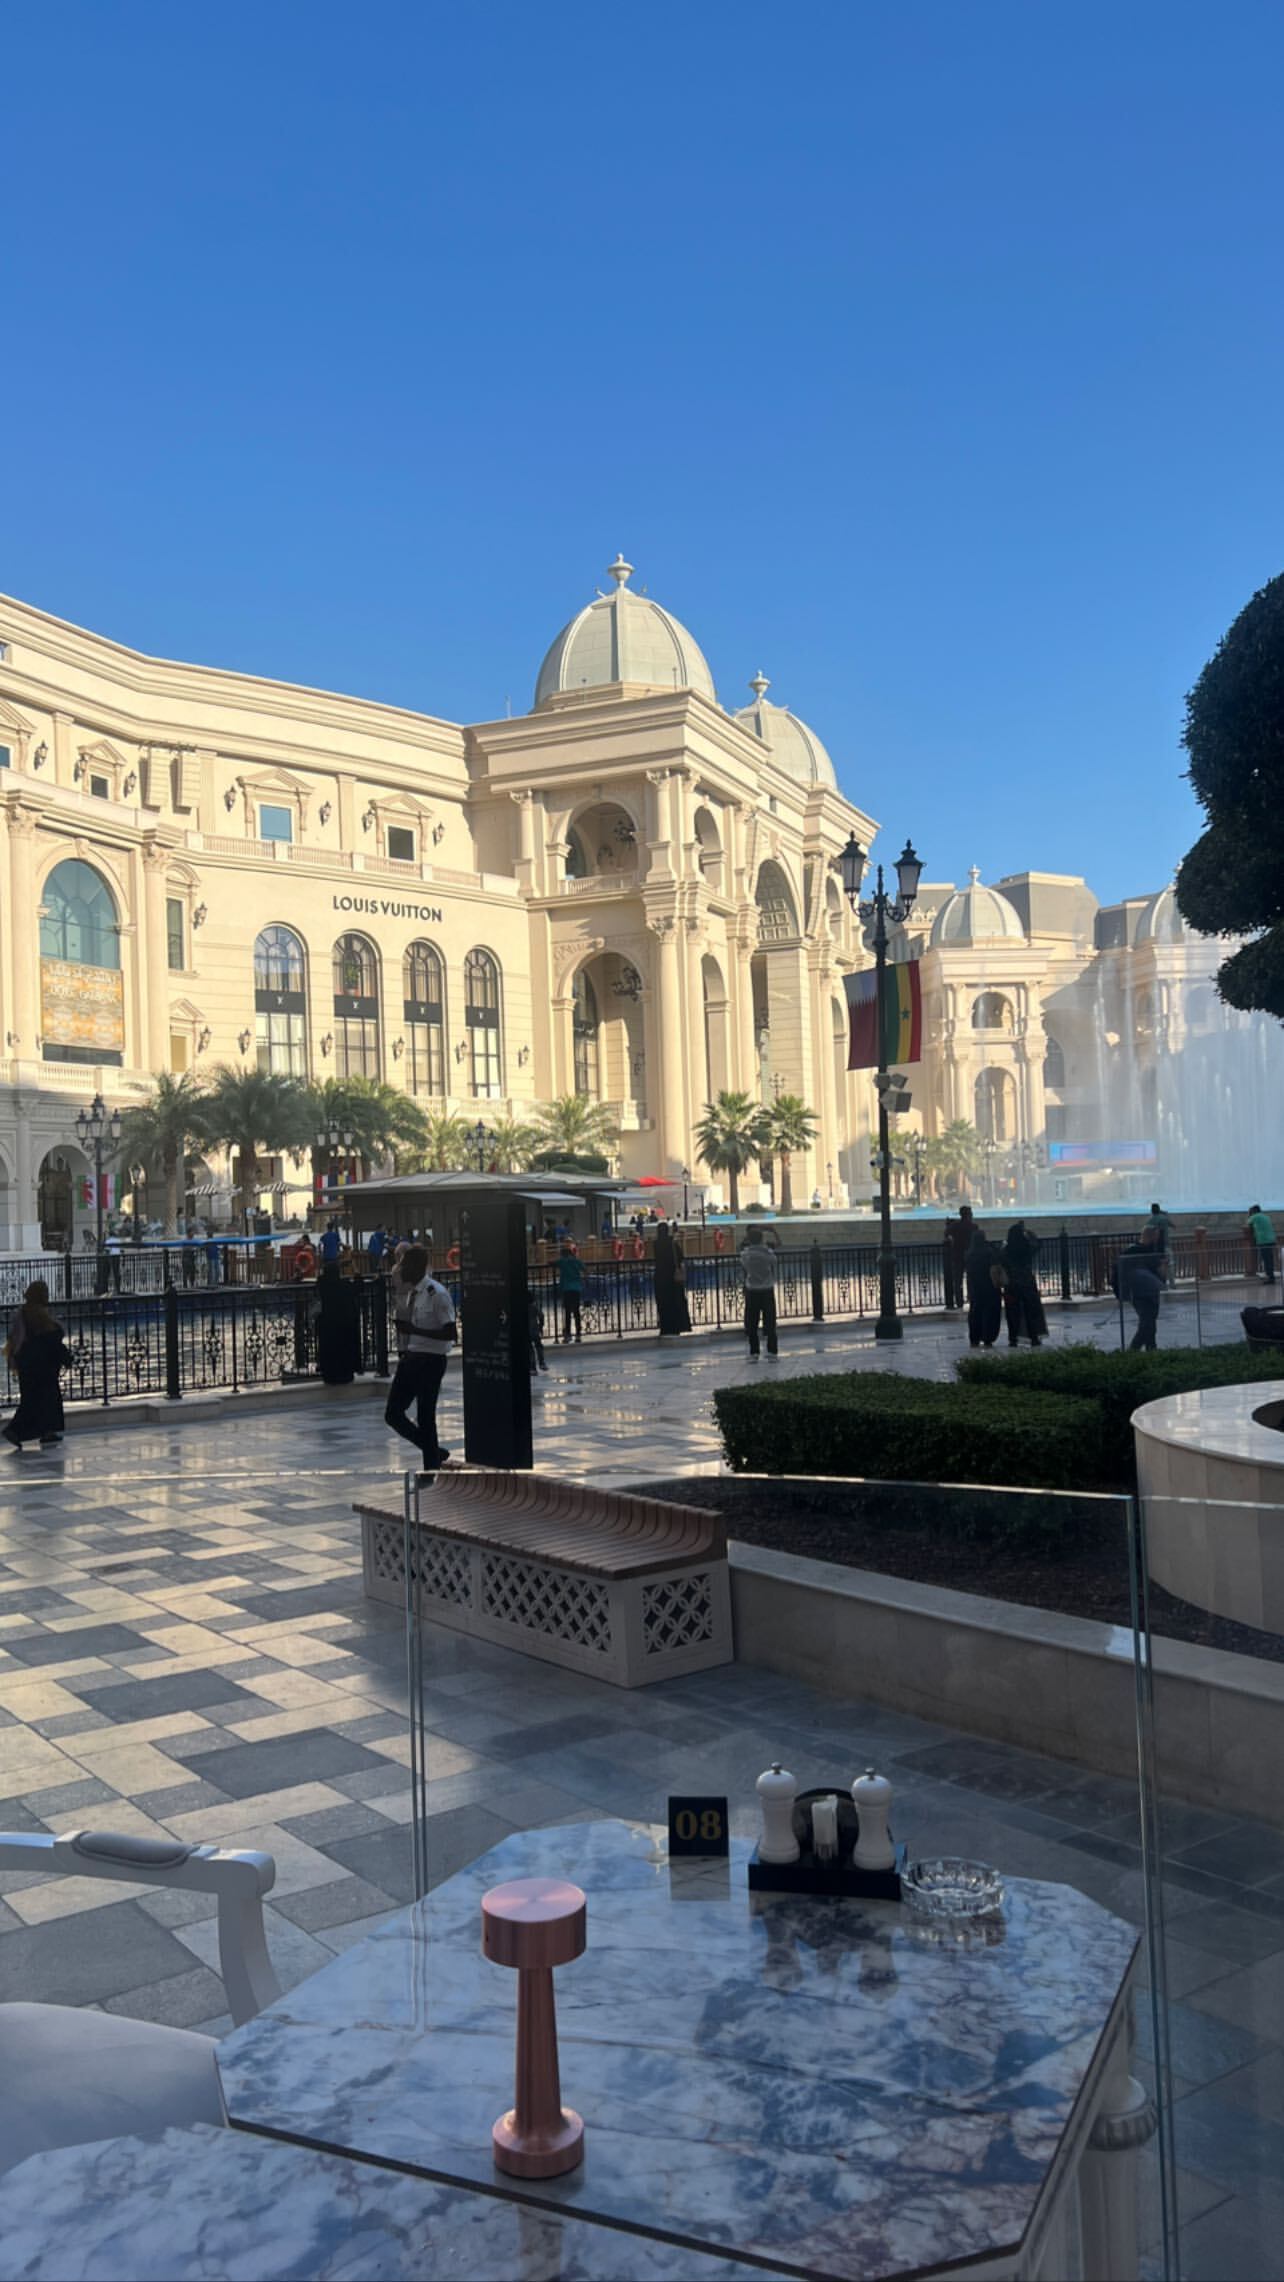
[3,560,1277,1249]
[0,562,879,1247]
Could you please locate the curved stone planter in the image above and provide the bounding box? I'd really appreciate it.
[1133,1381,1284,1631]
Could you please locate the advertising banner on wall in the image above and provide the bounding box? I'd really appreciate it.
[39,959,125,1054]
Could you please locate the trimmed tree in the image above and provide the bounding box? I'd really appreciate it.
[1176,570,1284,1017]
[529,1094,620,1163]
[764,1093,818,1214]
[116,1072,207,1235]
[194,1067,313,1226]
[694,1091,771,1215]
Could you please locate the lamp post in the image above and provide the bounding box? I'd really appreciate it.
[75,1094,122,1258]
[315,1125,354,1222]
[128,1162,147,1246]
[681,1164,690,1220]
[470,1119,493,1173]
[839,833,923,1342]
[980,1135,999,1208]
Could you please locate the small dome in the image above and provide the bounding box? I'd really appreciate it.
[733,673,838,789]
[1138,884,1189,944]
[930,868,1026,948]
[534,556,716,709]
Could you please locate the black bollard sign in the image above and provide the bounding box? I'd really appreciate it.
[459,1195,533,1470]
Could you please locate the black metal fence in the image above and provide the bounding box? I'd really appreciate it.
[0,1227,1265,1412]
[1,1278,389,1411]
[0,1244,295,1307]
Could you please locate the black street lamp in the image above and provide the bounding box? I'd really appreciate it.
[128,1162,147,1246]
[681,1164,690,1220]
[470,1119,493,1173]
[839,833,924,1341]
[75,1094,122,1258]
[315,1125,354,1224]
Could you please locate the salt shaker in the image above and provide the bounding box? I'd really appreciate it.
[851,1767,895,1871]
[756,1764,800,1864]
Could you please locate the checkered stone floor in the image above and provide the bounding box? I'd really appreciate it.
[0,1320,1281,2275]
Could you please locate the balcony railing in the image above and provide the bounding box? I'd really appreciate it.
[557,869,641,897]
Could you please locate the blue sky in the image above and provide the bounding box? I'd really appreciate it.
[4,2,1282,904]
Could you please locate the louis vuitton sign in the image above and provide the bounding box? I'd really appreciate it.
[332,895,444,922]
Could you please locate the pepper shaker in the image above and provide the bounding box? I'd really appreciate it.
[851,1766,895,1871]
[756,1764,800,1864]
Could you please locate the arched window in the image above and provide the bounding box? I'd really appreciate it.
[1042,1030,1066,1089]
[972,992,1014,1032]
[975,1067,1016,1143]
[40,859,120,970]
[403,941,446,1097]
[572,970,600,1098]
[464,947,503,1098]
[332,933,381,1079]
[565,829,588,880]
[40,859,124,1066]
[254,925,308,1076]
[756,859,798,944]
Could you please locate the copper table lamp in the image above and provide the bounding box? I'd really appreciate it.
[481,1874,587,2178]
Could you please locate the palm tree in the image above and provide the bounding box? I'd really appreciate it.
[694,1091,771,1215]
[484,1115,540,1173]
[305,1077,427,1182]
[764,1093,819,1214]
[194,1067,313,1226]
[116,1072,207,1235]
[930,1119,986,1198]
[529,1094,620,1162]
[411,1108,472,1171]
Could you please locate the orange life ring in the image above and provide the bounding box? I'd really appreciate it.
[612,1236,625,1261]
[631,1234,645,1260]
[446,1243,461,1270]
[714,1229,727,1252]
[294,1246,316,1279]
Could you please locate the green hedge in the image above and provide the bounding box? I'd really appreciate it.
[954,1343,1284,1485]
[713,1373,1106,1496]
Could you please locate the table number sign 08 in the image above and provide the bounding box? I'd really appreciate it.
[667,1796,729,1857]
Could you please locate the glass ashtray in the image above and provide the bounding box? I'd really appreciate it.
[902,1858,1004,1920]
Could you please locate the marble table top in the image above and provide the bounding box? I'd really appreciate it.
[0,2124,787,2281]
[220,1821,1138,2282]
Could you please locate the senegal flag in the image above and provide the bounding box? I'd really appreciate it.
[845,960,922,1071]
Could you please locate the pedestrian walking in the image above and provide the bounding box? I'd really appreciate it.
[1000,1221,1047,1346]
[3,1282,71,1451]
[205,1236,221,1287]
[739,1226,779,1359]
[964,1224,1004,1349]
[384,1245,455,1468]
[319,1219,343,1267]
[1148,1202,1173,1255]
[528,1294,547,1375]
[366,1225,387,1271]
[1111,1228,1166,1349]
[943,1204,974,1311]
[1248,1206,1278,1283]
[654,1222,692,1336]
[557,1241,584,1344]
[314,1262,361,1385]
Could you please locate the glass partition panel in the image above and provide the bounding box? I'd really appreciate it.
[1139,1470,1284,2282]
[397,1464,1176,2277]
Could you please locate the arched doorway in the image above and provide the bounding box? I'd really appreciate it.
[38,1150,77,1252]
[565,952,646,1113]
[752,860,801,1101]
[563,798,640,880]
[975,1067,1017,1144]
[572,970,601,1097]
[702,955,729,1101]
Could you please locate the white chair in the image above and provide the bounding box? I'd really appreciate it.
[0,1828,282,2175]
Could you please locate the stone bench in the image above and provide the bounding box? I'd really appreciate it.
[355,1471,733,1686]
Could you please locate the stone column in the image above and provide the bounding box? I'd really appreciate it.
[653,917,687,1173]
[734,932,757,1095]
[4,802,41,1054]
[12,1093,41,1250]
[815,961,840,1187]
[141,837,172,1074]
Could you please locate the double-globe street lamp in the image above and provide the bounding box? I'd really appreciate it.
[316,1125,355,1228]
[470,1120,494,1173]
[75,1094,122,1258]
[838,833,924,1342]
